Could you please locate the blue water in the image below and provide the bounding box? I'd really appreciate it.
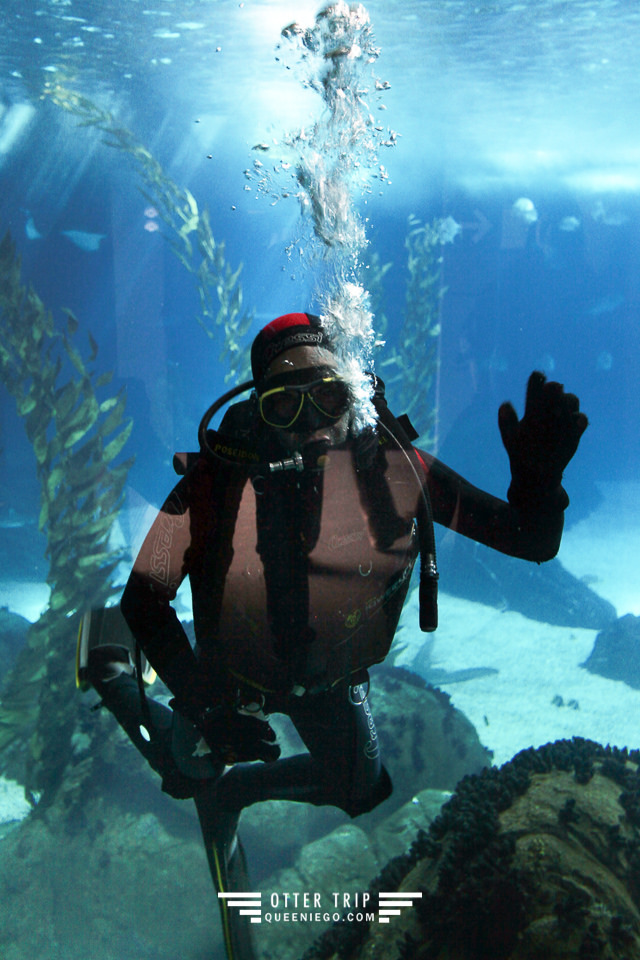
[1,0,637,508]
[1,2,639,956]
[0,0,637,713]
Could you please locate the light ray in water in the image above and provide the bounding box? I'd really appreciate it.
[0,101,35,156]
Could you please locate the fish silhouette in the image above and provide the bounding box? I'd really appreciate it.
[61,229,106,251]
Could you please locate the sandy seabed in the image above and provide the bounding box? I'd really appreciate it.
[396,480,640,766]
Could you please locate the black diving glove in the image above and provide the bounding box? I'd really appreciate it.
[172,696,281,765]
[498,370,588,512]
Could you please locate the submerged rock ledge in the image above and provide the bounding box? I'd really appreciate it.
[302,738,640,960]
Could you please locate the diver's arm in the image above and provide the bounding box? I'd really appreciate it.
[415,450,564,561]
[415,371,588,562]
[120,470,203,708]
[121,461,281,762]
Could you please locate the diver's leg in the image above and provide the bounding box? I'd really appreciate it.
[196,687,391,958]
[90,648,254,956]
[217,682,391,818]
[194,781,258,960]
[289,680,392,815]
[88,645,202,799]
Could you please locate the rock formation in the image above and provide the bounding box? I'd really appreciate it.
[582,614,640,689]
[303,738,640,960]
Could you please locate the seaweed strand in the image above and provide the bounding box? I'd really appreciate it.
[0,232,132,802]
[44,82,254,383]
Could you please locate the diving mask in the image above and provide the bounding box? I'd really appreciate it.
[257,375,351,430]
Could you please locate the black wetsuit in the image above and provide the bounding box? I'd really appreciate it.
[103,406,563,814]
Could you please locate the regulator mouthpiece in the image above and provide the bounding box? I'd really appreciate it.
[269,452,304,473]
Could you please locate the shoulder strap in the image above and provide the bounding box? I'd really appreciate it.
[173,399,260,476]
[371,379,439,633]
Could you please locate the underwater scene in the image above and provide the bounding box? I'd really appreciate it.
[1,1,640,958]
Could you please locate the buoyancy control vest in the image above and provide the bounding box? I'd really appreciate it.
[174,377,438,693]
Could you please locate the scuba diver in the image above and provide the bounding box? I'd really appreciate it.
[79,312,587,960]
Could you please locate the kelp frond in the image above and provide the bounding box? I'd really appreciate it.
[373,217,458,450]
[44,81,253,383]
[0,233,133,800]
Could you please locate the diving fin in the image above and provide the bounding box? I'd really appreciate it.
[76,605,156,691]
[194,782,258,960]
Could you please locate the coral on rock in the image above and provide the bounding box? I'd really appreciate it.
[304,738,640,960]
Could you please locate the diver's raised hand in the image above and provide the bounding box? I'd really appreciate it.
[498,371,588,510]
